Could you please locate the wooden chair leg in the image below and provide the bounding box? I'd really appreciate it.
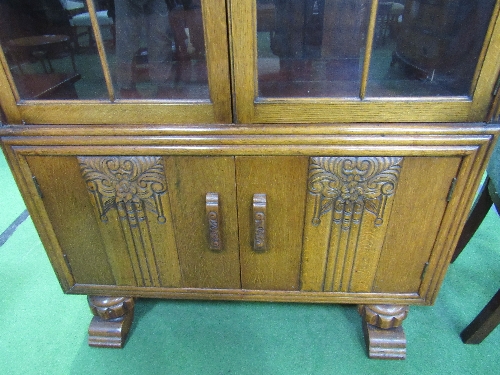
[461,289,500,344]
[451,177,492,263]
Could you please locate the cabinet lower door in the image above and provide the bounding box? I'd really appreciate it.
[164,156,241,289]
[25,155,183,288]
[236,156,310,290]
[24,155,243,290]
[300,155,462,298]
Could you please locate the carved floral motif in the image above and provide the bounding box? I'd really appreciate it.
[308,157,402,227]
[78,156,167,223]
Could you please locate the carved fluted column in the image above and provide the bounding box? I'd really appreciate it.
[88,296,135,348]
[358,304,409,359]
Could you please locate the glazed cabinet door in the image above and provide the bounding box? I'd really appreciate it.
[231,0,500,123]
[0,0,232,124]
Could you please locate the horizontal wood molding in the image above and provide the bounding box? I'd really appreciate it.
[2,124,497,156]
[2,123,498,136]
[253,100,473,124]
[15,102,216,125]
[69,283,425,305]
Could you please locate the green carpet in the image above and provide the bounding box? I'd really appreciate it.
[0,151,25,235]
[1,151,499,374]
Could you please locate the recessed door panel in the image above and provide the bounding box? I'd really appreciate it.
[164,156,241,289]
[76,155,182,288]
[25,155,115,286]
[373,156,462,294]
[236,156,309,290]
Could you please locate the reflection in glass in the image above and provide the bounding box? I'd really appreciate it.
[258,0,497,100]
[257,0,371,98]
[367,0,497,98]
[108,0,208,100]
[0,0,209,101]
[0,0,108,100]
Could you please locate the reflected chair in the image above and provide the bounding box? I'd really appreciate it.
[1,1,77,74]
[0,1,81,99]
[374,2,404,46]
[6,35,77,75]
[63,1,114,51]
[374,2,393,46]
[452,144,500,344]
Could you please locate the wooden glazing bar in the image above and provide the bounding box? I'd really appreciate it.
[229,0,257,123]
[359,0,379,100]
[201,0,233,123]
[85,0,115,101]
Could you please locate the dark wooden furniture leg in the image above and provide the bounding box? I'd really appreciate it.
[460,288,500,344]
[451,177,492,263]
[87,296,135,348]
[358,304,409,360]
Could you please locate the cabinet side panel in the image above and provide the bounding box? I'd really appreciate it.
[373,156,462,293]
[237,156,309,291]
[25,156,115,285]
[165,156,241,289]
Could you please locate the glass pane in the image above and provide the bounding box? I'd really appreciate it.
[0,0,108,100]
[106,0,208,100]
[367,0,497,98]
[257,0,371,98]
[0,0,209,101]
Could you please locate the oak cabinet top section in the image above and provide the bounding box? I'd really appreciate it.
[1,0,500,125]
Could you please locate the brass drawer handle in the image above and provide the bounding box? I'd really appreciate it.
[253,193,267,252]
[206,192,222,251]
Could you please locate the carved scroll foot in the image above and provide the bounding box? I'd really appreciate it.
[358,304,409,360]
[87,296,135,348]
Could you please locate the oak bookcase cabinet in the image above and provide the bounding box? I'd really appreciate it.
[1,0,500,359]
